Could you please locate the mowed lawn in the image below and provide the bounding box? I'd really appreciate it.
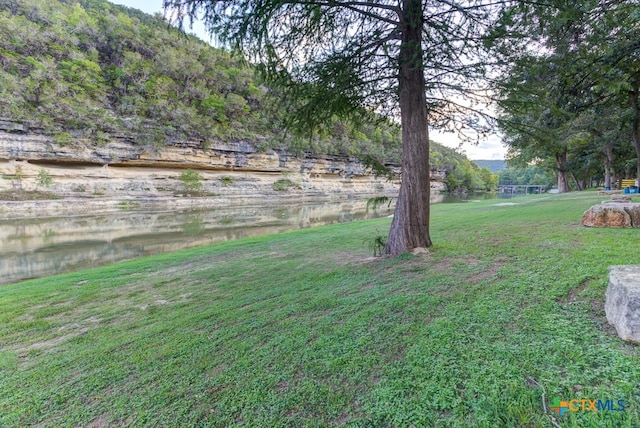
[1,192,639,427]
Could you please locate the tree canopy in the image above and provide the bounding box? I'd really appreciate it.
[494,0,640,191]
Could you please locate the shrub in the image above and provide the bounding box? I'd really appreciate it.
[272,174,301,192]
[273,178,295,192]
[54,132,74,147]
[94,130,110,145]
[37,169,53,188]
[179,169,204,195]
[2,165,24,190]
[220,176,235,186]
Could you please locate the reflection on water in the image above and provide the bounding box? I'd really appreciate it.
[0,192,523,285]
[433,192,520,204]
[0,199,396,285]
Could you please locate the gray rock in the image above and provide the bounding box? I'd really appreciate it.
[0,119,27,133]
[606,266,640,344]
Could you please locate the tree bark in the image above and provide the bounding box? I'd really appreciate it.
[555,149,570,193]
[385,0,432,255]
[571,173,584,191]
[630,88,640,185]
[604,144,614,189]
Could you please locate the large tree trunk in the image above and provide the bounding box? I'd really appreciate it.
[631,88,640,185]
[604,144,614,189]
[385,0,432,255]
[571,173,585,191]
[555,149,571,193]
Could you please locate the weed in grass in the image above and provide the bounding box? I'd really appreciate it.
[366,233,387,256]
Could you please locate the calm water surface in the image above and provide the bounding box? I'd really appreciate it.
[0,193,517,285]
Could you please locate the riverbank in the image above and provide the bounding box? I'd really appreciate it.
[2,192,638,426]
[0,192,394,220]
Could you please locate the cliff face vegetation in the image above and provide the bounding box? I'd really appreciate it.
[0,0,496,193]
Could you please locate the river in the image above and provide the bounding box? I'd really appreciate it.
[0,193,515,285]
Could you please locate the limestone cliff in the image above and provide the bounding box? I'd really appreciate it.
[0,122,446,210]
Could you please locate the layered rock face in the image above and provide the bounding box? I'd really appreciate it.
[0,125,446,203]
[582,197,640,228]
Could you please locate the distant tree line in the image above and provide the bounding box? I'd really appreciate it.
[498,166,555,187]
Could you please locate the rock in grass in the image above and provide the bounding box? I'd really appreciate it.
[610,195,632,202]
[606,266,640,344]
[582,202,640,228]
[411,247,429,255]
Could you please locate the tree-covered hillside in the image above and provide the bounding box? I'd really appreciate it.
[0,0,399,157]
[0,0,273,144]
[473,160,506,173]
[430,145,498,192]
[0,0,495,191]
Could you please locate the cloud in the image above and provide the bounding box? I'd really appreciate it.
[431,131,506,160]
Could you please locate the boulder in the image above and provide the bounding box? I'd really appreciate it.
[606,266,640,344]
[611,195,632,202]
[582,201,640,228]
[626,206,640,226]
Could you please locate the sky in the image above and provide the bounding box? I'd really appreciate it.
[110,0,506,160]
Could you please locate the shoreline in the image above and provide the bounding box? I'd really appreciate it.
[0,195,399,286]
[0,192,400,220]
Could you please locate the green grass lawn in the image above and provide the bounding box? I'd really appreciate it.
[1,192,639,427]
